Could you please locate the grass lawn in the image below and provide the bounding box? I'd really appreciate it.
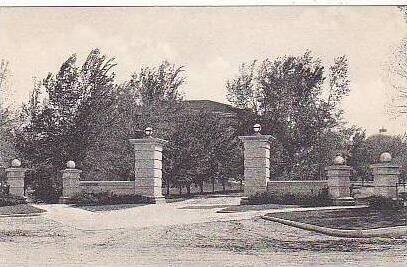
[0,204,45,216]
[268,208,407,230]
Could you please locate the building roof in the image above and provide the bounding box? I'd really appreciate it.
[183,100,243,117]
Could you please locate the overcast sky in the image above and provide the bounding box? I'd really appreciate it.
[0,6,406,135]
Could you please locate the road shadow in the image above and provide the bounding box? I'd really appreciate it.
[75,203,149,212]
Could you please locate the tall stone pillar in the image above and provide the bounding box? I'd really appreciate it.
[239,124,273,202]
[59,161,82,204]
[129,128,168,204]
[5,159,27,197]
[371,152,400,199]
[326,156,354,205]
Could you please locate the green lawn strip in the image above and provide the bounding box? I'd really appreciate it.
[267,208,407,230]
[0,204,45,215]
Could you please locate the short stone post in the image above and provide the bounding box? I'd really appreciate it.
[5,159,27,197]
[239,124,273,203]
[59,161,82,204]
[129,127,168,204]
[371,152,401,199]
[326,156,354,205]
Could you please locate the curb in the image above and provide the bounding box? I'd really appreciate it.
[0,212,44,218]
[262,214,407,238]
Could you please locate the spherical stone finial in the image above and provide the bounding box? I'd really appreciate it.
[66,160,76,169]
[253,123,261,134]
[379,152,392,163]
[333,155,345,165]
[145,127,153,137]
[11,159,21,167]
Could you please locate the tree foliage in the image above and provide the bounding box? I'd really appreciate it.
[16,49,117,200]
[0,59,17,166]
[349,133,407,181]
[227,51,351,179]
[163,111,243,194]
[82,60,186,182]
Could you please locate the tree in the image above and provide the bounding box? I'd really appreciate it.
[163,110,243,195]
[17,49,118,201]
[349,133,407,182]
[227,51,350,179]
[82,60,186,183]
[0,60,9,106]
[0,59,18,165]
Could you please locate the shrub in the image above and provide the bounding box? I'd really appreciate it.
[27,169,62,203]
[367,195,403,210]
[0,182,9,195]
[71,191,151,206]
[246,189,333,207]
[0,194,26,207]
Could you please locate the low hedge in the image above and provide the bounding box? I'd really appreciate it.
[246,189,333,207]
[0,194,27,207]
[71,191,151,206]
[367,195,404,211]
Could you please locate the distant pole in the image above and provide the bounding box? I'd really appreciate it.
[379,127,387,135]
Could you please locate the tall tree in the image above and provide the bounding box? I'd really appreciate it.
[17,49,118,200]
[0,59,17,165]
[163,110,243,195]
[227,51,350,179]
[82,61,186,182]
[0,59,9,106]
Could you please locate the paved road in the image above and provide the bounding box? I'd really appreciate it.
[0,195,406,266]
[33,195,363,230]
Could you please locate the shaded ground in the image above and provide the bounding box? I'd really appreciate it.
[0,204,45,215]
[77,203,149,212]
[269,208,407,230]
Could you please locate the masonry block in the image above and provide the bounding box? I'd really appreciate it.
[239,135,273,198]
[371,163,400,199]
[129,137,168,203]
[5,168,27,197]
[326,164,352,202]
[59,168,82,204]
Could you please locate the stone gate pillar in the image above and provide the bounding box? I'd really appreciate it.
[326,156,354,205]
[129,127,168,204]
[239,124,273,202]
[59,161,82,204]
[5,159,27,197]
[371,152,400,199]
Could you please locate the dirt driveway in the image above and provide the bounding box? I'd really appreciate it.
[1,195,406,266]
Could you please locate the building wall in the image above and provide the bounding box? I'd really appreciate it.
[266,180,328,197]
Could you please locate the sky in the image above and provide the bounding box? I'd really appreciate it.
[0,6,406,135]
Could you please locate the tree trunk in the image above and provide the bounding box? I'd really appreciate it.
[166,181,170,196]
[199,181,204,194]
[212,178,215,193]
[222,181,226,192]
[178,185,182,196]
[187,184,191,195]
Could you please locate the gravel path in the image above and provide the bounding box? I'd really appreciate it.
[1,196,406,266]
